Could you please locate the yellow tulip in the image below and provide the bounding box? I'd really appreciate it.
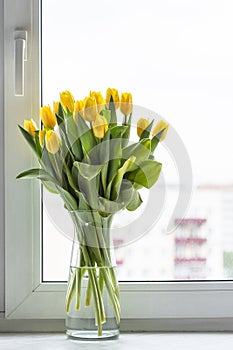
[60,90,74,113]
[137,118,149,137]
[24,118,38,137]
[106,88,120,109]
[40,106,56,129]
[92,114,108,138]
[90,91,105,112]
[45,130,60,154]
[39,129,46,147]
[84,96,98,122]
[152,120,169,141]
[120,92,133,116]
[53,101,59,116]
[73,100,84,124]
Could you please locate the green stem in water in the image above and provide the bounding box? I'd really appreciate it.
[85,275,92,307]
[90,212,120,323]
[99,269,104,295]
[101,267,121,325]
[88,268,103,336]
[80,244,106,332]
[66,268,76,313]
[76,267,86,310]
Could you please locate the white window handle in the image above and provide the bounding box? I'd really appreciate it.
[14,30,27,96]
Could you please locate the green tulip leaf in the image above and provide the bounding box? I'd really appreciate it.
[41,180,60,194]
[125,160,162,189]
[98,196,125,214]
[56,103,66,135]
[98,179,134,214]
[78,190,90,211]
[109,95,117,127]
[106,138,123,186]
[77,113,97,155]
[151,136,159,152]
[56,185,78,211]
[41,147,58,178]
[66,115,83,161]
[101,109,111,124]
[34,131,42,158]
[88,131,110,165]
[72,162,102,209]
[110,156,136,200]
[101,162,108,194]
[151,127,166,152]
[122,139,151,164]
[73,162,103,181]
[56,112,64,129]
[126,188,143,211]
[122,113,132,148]
[18,125,37,156]
[140,120,154,140]
[58,102,65,121]
[110,125,128,138]
[16,168,59,184]
[16,167,61,195]
[117,179,134,207]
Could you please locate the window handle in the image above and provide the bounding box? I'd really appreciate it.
[14,30,27,96]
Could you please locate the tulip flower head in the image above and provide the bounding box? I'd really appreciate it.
[53,102,59,116]
[106,88,120,109]
[152,120,169,141]
[84,96,98,122]
[24,118,38,137]
[40,106,56,129]
[120,92,133,116]
[90,91,105,113]
[92,114,108,138]
[73,100,84,124]
[45,130,60,154]
[137,118,149,137]
[39,129,46,147]
[60,90,74,113]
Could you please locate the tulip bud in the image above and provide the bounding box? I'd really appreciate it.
[152,121,169,141]
[45,130,60,154]
[137,118,149,137]
[24,119,38,137]
[120,92,133,116]
[90,91,105,113]
[106,88,120,109]
[40,106,56,129]
[53,102,59,116]
[73,100,84,124]
[92,113,108,138]
[39,129,46,147]
[84,96,98,122]
[60,90,74,113]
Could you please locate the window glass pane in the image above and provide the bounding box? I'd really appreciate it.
[42,0,233,281]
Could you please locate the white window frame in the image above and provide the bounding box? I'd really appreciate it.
[3,0,233,331]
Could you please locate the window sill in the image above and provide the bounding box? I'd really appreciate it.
[1,318,233,332]
[1,332,233,350]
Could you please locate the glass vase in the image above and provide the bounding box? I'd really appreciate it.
[65,210,120,340]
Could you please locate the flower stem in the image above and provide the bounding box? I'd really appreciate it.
[85,276,92,307]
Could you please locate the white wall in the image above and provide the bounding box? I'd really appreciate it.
[0,0,5,314]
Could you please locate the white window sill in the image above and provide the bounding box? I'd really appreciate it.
[1,333,233,350]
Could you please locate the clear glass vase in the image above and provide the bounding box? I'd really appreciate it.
[65,211,120,340]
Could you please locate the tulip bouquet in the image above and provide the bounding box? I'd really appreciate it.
[17,88,168,337]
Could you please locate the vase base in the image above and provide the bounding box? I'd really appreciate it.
[66,328,119,340]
